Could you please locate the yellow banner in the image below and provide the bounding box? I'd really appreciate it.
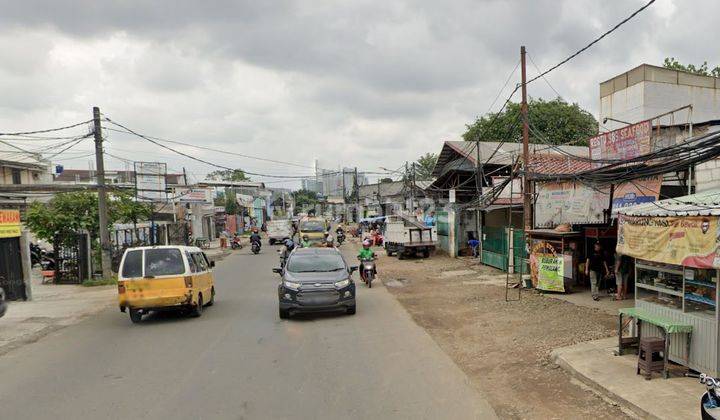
[617,215,720,268]
[0,210,21,238]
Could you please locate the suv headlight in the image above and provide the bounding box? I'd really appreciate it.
[334,279,350,288]
[284,280,301,291]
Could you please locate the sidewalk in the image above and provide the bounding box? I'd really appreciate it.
[0,272,116,356]
[552,337,703,419]
[0,243,232,358]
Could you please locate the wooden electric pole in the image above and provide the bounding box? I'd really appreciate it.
[93,107,112,278]
[520,46,532,231]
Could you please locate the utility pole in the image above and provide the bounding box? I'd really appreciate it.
[520,46,532,231]
[405,161,410,212]
[93,107,112,278]
[474,136,483,253]
[341,168,346,223]
[411,162,417,215]
[354,167,360,221]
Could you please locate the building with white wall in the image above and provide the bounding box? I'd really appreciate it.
[600,64,720,193]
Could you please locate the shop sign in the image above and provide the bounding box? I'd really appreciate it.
[617,215,720,268]
[611,176,662,213]
[535,181,609,227]
[537,254,565,292]
[174,188,212,204]
[589,120,652,168]
[0,210,21,238]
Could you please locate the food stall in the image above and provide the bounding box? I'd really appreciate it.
[616,191,720,375]
[527,228,582,293]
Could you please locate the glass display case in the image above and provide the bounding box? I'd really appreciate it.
[635,260,718,318]
[684,268,717,318]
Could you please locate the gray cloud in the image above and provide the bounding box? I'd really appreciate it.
[0,0,706,186]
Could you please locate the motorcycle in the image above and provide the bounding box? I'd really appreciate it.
[358,256,377,288]
[336,231,346,245]
[687,372,720,419]
[251,240,261,254]
[230,236,243,250]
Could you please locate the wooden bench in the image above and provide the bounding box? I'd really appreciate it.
[617,307,693,379]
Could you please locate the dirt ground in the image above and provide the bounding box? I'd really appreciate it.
[377,251,630,419]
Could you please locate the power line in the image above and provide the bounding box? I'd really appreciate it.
[0,120,92,136]
[102,125,315,170]
[526,0,656,85]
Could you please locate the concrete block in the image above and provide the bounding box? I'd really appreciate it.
[627,65,645,87]
[613,74,627,91]
[679,71,716,88]
[645,65,678,84]
[600,80,614,98]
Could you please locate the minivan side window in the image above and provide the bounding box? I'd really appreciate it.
[121,250,143,278]
[145,248,185,277]
[192,253,207,272]
[186,251,197,273]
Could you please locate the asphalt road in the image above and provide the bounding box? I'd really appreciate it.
[0,244,496,420]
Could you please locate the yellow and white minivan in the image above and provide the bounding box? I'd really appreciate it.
[117,246,216,323]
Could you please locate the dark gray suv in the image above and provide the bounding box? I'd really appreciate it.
[274,247,357,319]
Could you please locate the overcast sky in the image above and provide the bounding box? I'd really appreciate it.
[0,0,709,188]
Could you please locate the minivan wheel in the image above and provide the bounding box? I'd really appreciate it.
[129,308,142,323]
[279,307,290,319]
[206,287,215,306]
[191,294,203,317]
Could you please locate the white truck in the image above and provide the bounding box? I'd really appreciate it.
[383,215,437,259]
[266,219,294,245]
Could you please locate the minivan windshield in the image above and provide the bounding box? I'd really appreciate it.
[300,220,325,233]
[287,254,345,273]
[145,249,185,277]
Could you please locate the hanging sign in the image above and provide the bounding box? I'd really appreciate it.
[535,182,608,227]
[611,176,662,213]
[589,120,652,168]
[449,189,456,203]
[617,215,720,268]
[0,210,21,238]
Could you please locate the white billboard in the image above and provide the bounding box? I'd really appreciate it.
[134,162,167,202]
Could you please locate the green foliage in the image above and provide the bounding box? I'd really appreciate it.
[224,189,239,215]
[25,191,154,242]
[292,189,318,210]
[663,57,720,78]
[463,98,598,146]
[207,169,250,182]
[414,153,438,181]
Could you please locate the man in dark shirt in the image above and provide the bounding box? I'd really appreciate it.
[585,242,609,301]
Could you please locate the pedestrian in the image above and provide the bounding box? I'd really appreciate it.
[614,252,632,301]
[219,229,229,249]
[424,211,436,227]
[467,233,480,258]
[585,242,609,301]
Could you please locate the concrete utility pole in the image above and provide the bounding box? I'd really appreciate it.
[93,107,112,278]
[341,168,346,221]
[411,162,417,214]
[354,167,360,221]
[520,46,532,231]
[474,136,483,250]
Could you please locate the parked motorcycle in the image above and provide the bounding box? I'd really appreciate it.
[687,372,720,419]
[251,240,261,254]
[358,255,377,288]
[230,236,243,250]
[0,287,7,318]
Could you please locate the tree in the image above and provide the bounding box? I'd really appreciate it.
[414,153,438,181]
[206,169,250,182]
[25,191,153,242]
[663,57,720,78]
[292,189,318,210]
[463,98,598,145]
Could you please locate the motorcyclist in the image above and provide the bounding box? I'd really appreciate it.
[300,235,312,248]
[357,240,376,281]
[335,224,345,235]
[323,231,334,247]
[280,238,295,266]
[249,228,262,249]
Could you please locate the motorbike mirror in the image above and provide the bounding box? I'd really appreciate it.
[349,266,359,274]
[272,268,283,274]
[276,249,281,253]
[209,260,216,268]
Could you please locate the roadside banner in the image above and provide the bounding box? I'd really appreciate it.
[536,254,565,292]
[534,181,609,227]
[589,120,652,168]
[611,176,662,213]
[0,210,21,238]
[617,215,720,268]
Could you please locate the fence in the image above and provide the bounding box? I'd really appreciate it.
[481,226,508,271]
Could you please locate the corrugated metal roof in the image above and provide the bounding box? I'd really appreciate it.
[616,190,720,217]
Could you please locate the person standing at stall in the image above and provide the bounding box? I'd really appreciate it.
[586,242,609,301]
[614,252,632,301]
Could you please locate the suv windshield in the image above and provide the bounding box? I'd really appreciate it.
[144,248,185,277]
[287,253,345,273]
[300,221,325,232]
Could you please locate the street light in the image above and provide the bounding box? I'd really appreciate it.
[602,117,632,126]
